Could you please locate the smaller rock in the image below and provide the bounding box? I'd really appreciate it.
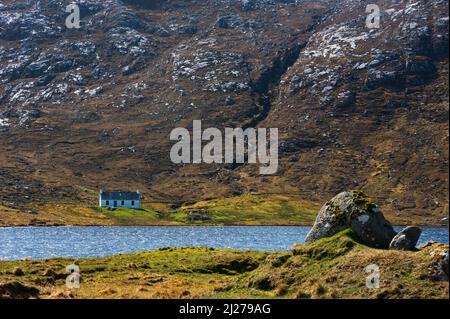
[188,214,211,222]
[0,281,40,299]
[127,263,137,269]
[216,15,243,29]
[13,267,24,276]
[241,0,256,11]
[417,240,437,250]
[384,100,404,109]
[225,96,236,105]
[368,59,383,68]
[23,61,48,78]
[178,25,197,35]
[429,247,449,281]
[43,268,57,278]
[389,226,422,251]
[122,58,144,76]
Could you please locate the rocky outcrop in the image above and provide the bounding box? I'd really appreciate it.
[305,191,397,248]
[0,281,40,299]
[389,226,422,251]
[439,251,449,280]
[427,244,449,281]
[188,214,212,222]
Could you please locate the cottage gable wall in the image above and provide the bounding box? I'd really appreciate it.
[99,191,141,209]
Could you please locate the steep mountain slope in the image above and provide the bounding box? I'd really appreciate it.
[0,0,448,225]
[260,0,449,222]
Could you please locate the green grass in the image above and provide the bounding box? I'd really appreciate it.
[177,194,320,225]
[92,207,161,225]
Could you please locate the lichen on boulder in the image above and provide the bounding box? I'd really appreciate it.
[305,191,397,248]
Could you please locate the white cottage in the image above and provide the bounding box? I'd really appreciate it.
[99,190,141,209]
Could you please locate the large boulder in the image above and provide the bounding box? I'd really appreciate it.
[389,226,422,251]
[305,191,397,248]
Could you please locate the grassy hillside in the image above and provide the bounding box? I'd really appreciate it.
[0,231,447,299]
[1,192,445,227]
[0,194,322,226]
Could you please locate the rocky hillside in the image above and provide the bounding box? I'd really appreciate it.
[0,0,448,224]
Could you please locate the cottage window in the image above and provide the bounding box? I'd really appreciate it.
[106,200,109,206]
[121,200,125,206]
[131,201,135,206]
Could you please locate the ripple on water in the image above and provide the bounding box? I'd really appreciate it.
[0,226,448,260]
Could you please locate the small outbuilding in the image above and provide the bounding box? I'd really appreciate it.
[99,190,141,209]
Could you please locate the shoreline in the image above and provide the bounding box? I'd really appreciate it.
[1,231,448,299]
[1,222,449,228]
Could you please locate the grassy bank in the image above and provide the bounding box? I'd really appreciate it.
[0,230,448,299]
[0,193,446,227]
[0,194,321,226]
[95,194,319,226]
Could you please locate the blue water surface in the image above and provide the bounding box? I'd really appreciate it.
[0,226,447,260]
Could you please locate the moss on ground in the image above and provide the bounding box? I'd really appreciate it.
[0,231,447,299]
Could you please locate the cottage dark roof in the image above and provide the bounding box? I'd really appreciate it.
[100,191,141,201]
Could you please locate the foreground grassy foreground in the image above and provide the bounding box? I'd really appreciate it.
[0,231,448,299]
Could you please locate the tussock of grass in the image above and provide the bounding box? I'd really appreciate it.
[291,229,360,260]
